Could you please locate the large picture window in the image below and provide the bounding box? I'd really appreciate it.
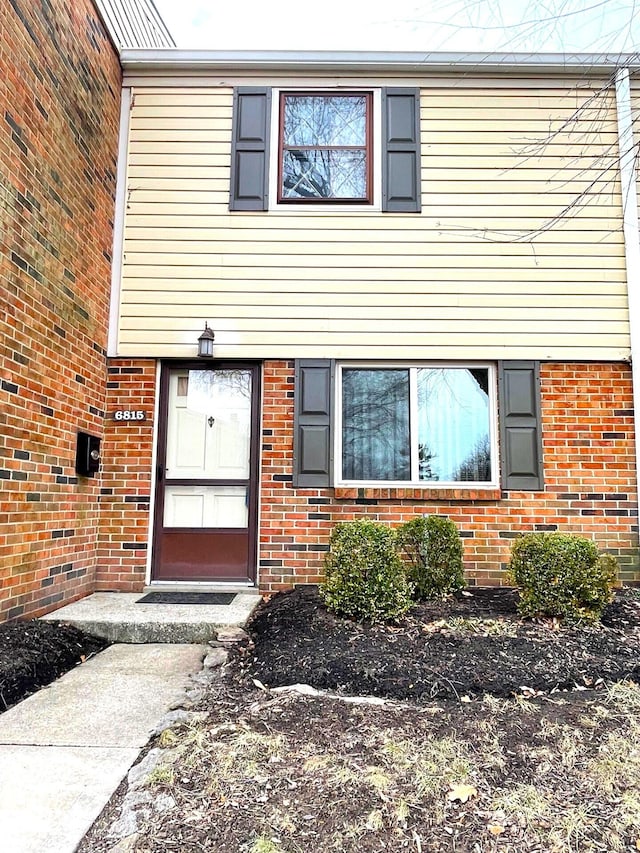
[340,365,495,485]
[278,92,372,203]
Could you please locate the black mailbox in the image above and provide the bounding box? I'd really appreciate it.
[75,432,101,477]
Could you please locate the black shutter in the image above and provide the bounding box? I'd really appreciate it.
[381,88,421,213]
[229,88,271,211]
[293,360,334,488]
[498,361,544,491]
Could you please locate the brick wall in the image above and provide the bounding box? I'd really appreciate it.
[94,359,639,592]
[259,361,639,591]
[0,0,122,620]
[97,358,156,590]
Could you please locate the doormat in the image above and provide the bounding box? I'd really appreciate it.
[136,592,237,605]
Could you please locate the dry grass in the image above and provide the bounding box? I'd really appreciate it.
[78,587,640,853]
[78,680,640,853]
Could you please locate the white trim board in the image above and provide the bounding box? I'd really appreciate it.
[615,69,640,501]
[107,87,132,357]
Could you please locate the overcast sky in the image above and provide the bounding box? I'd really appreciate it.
[153,0,639,53]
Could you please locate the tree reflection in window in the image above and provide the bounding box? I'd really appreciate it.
[342,369,410,481]
[341,366,492,484]
[186,370,252,417]
[280,93,370,201]
[417,368,490,482]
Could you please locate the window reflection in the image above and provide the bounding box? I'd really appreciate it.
[280,93,370,201]
[282,150,367,199]
[342,369,410,481]
[186,370,251,416]
[341,366,492,484]
[417,368,490,482]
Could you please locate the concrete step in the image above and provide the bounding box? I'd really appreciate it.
[41,591,260,643]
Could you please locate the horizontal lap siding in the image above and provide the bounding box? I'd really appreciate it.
[119,82,628,360]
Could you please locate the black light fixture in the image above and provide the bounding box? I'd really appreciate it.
[197,322,215,358]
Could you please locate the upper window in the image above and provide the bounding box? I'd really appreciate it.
[338,365,496,486]
[230,87,420,213]
[278,92,373,204]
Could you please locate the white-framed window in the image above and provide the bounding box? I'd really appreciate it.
[335,363,499,487]
[231,87,420,214]
[269,88,382,211]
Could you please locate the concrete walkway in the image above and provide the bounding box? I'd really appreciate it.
[0,643,206,853]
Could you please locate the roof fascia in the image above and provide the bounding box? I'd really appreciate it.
[119,49,640,75]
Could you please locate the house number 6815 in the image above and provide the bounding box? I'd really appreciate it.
[113,410,146,421]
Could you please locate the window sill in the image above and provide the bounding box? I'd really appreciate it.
[266,204,382,214]
[334,487,502,502]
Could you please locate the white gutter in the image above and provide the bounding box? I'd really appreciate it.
[107,86,131,357]
[615,68,640,506]
[119,49,640,75]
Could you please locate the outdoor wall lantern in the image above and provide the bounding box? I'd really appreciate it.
[197,323,215,358]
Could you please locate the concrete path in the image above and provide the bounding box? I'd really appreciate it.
[0,643,206,853]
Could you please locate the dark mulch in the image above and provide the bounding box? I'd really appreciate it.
[239,585,640,701]
[2,588,638,715]
[0,620,108,712]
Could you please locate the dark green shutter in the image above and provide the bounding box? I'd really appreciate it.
[381,88,421,212]
[293,360,334,487]
[229,88,271,211]
[498,361,544,491]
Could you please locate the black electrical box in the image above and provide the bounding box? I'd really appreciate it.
[75,432,101,477]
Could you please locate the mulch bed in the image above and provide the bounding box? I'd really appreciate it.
[238,585,640,701]
[0,620,108,712]
[2,587,638,714]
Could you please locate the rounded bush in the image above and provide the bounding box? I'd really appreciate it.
[320,519,413,622]
[396,515,464,601]
[508,533,616,623]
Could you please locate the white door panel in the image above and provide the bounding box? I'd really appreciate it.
[163,485,248,528]
[211,410,250,478]
[164,490,206,526]
[211,487,248,527]
[173,408,208,473]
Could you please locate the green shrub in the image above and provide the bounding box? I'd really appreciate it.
[396,515,465,601]
[320,519,413,622]
[507,533,617,623]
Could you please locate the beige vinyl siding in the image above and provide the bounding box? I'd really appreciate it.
[118,80,629,360]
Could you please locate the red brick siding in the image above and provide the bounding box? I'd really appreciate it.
[259,361,639,591]
[94,359,639,591]
[97,359,156,590]
[0,0,122,620]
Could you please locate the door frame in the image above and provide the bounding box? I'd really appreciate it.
[151,359,262,584]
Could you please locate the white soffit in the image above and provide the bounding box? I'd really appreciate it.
[94,0,175,49]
